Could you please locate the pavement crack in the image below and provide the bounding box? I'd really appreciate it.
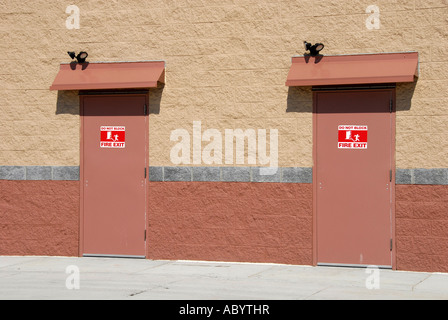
[248,266,276,278]
[129,289,147,297]
[304,286,331,300]
[411,274,432,291]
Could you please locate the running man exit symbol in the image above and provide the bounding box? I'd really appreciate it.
[106,131,121,142]
[345,131,361,142]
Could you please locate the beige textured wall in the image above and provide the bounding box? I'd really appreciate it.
[0,0,447,168]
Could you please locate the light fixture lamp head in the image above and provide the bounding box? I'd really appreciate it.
[67,51,88,63]
[303,41,324,56]
[76,51,88,63]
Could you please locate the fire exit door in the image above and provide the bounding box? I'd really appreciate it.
[314,88,394,268]
[81,94,148,258]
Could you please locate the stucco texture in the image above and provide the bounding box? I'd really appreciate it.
[0,0,447,169]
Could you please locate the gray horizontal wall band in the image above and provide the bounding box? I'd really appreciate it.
[0,166,79,181]
[149,167,448,185]
[396,168,448,185]
[26,166,52,180]
[0,166,25,180]
[53,166,80,181]
[149,166,313,183]
[1,166,446,185]
[163,166,192,182]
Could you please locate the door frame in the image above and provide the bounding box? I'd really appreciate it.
[79,90,149,258]
[312,85,397,269]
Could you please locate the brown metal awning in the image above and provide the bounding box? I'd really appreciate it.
[50,61,165,90]
[285,52,418,87]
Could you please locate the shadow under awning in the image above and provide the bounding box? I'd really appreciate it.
[285,52,418,87]
[50,61,165,91]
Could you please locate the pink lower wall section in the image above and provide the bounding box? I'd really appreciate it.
[147,182,448,272]
[147,182,313,265]
[395,185,448,273]
[1,180,447,273]
[0,181,79,256]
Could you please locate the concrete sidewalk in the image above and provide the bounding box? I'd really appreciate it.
[0,256,447,300]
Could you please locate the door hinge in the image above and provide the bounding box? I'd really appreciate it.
[389,169,392,182]
[144,167,147,179]
[144,104,148,115]
[390,239,393,251]
[144,230,147,241]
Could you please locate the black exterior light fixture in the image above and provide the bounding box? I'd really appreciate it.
[304,41,324,56]
[67,51,88,63]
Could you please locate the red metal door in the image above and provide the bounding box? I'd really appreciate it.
[81,94,147,257]
[315,89,394,267]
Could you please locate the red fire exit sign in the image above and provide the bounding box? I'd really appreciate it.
[338,125,368,149]
[100,126,126,148]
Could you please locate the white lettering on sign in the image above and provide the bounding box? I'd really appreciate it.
[100,126,126,148]
[338,125,368,149]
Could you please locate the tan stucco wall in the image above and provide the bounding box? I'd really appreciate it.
[1,0,447,168]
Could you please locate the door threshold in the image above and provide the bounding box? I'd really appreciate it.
[317,263,392,269]
[83,254,146,259]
